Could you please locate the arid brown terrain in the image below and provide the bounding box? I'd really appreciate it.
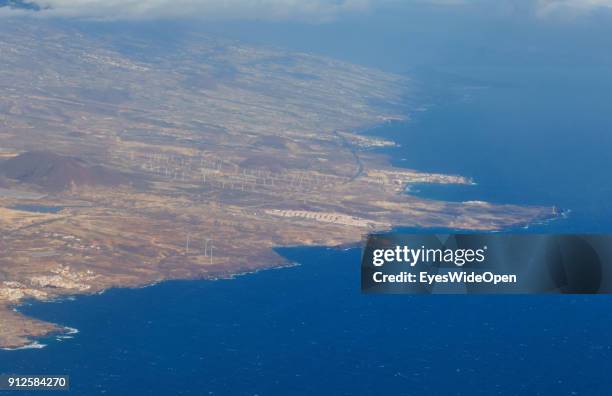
[0,20,556,349]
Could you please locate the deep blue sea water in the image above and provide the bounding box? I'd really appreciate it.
[3,247,612,396]
[368,68,612,234]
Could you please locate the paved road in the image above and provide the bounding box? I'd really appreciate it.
[333,130,363,182]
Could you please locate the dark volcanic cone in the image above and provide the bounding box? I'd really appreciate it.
[0,151,132,192]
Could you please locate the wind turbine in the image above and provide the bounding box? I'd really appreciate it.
[202,238,212,257]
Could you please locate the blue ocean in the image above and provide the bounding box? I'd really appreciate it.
[3,8,612,395]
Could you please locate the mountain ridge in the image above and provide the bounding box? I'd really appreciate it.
[0,151,132,192]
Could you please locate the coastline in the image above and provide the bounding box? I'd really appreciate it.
[0,257,304,351]
[0,101,558,350]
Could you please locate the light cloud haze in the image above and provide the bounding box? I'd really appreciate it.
[536,0,612,16]
[2,0,612,20]
[6,0,370,21]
